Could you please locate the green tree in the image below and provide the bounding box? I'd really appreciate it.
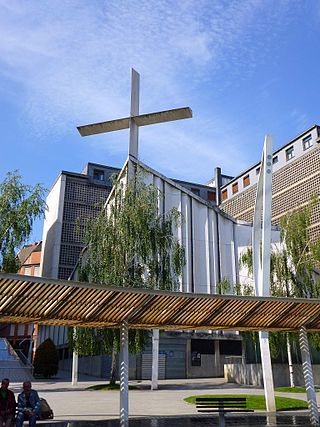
[0,171,46,272]
[33,338,59,378]
[279,197,320,299]
[69,169,185,384]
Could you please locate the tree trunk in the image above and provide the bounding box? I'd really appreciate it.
[109,341,117,385]
[287,333,295,388]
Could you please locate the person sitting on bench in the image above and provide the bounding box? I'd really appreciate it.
[0,378,16,427]
[16,381,41,427]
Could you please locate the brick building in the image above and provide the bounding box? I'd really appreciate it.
[0,242,41,357]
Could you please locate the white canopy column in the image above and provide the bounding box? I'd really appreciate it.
[120,320,129,427]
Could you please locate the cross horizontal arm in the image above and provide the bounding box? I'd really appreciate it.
[77,117,130,137]
[134,107,192,127]
[77,107,192,137]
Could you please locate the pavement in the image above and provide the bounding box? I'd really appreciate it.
[8,372,316,423]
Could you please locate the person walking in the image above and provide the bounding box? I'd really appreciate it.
[0,378,16,427]
[16,381,40,427]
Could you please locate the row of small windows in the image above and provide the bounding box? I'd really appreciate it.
[221,134,313,202]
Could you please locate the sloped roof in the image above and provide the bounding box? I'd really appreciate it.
[0,272,320,332]
[17,242,42,266]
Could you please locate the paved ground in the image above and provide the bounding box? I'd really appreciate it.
[8,372,316,423]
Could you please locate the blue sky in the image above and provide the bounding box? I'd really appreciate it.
[1,0,320,241]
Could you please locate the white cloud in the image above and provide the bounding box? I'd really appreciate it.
[0,0,296,179]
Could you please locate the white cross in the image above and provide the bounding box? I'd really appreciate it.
[77,69,192,427]
[77,68,192,161]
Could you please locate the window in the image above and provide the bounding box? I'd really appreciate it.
[24,266,32,275]
[207,191,216,202]
[191,339,215,354]
[243,175,250,188]
[220,340,242,356]
[232,182,238,194]
[191,187,200,196]
[273,156,278,164]
[256,167,260,175]
[302,135,312,151]
[221,189,228,201]
[93,169,105,181]
[286,146,294,161]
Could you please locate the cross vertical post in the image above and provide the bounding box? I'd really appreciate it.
[129,68,140,159]
[128,69,140,180]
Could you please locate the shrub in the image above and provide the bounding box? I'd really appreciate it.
[33,338,59,378]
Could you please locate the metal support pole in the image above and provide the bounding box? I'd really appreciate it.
[71,327,78,386]
[151,329,159,390]
[214,339,221,376]
[120,320,129,427]
[299,326,319,425]
[72,350,78,386]
[287,333,295,388]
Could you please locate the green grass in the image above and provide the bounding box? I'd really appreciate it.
[184,394,308,411]
[275,386,319,393]
[86,383,138,391]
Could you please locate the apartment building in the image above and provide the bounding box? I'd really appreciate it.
[216,125,320,241]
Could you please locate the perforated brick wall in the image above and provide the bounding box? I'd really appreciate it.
[57,177,111,280]
[220,146,320,241]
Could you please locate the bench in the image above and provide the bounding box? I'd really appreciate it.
[195,397,253,427]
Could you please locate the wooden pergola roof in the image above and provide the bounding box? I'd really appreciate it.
[1,272,320,332]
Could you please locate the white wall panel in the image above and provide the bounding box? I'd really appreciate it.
[191,201,210,294]
[181,194,192,293]
[136,160,281,297]
[40,175,66,278]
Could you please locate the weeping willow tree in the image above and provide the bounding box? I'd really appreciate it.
[69,168,185,384]
[0,171,46,272]
[239,196,320,385]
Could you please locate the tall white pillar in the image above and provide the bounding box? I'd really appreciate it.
[299,326,319,425]
[259,332,276,411]
[120,320,129,427]
[151,329,159,390]
[71,351,78,386]
[252,135,276,412]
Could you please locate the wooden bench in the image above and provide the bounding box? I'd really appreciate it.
[196,397,253,427]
